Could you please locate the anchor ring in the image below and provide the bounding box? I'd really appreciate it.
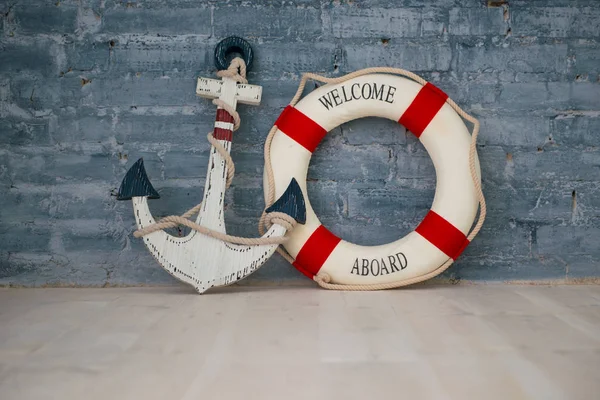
[214,36,254,72]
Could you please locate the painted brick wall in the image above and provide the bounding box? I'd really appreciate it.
[1,0,599,287]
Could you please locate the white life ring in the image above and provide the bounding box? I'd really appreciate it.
[264,70,485,289]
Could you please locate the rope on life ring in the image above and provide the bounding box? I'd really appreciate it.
[259,67,487,291]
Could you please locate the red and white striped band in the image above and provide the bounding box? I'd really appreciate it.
[415,211,469,261]
[213,108,235,141]
[274,106,327,153]
[293,225,341,278]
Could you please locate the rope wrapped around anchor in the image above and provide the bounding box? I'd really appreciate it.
[132,58,297,245]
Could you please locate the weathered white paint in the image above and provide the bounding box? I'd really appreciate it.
[131,197,286,293]
[129,75,287,294]
[196,77,262,105]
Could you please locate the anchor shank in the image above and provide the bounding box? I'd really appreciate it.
[195,77,238,232]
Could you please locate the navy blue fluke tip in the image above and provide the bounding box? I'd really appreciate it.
[116,158,160,201]
[265,178,306,224]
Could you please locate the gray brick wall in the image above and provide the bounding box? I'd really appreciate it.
[1,0,599,287]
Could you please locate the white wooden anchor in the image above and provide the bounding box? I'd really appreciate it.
[117,37,305,294]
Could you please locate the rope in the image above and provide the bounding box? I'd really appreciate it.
[133,57,296,245]
[216,57,248,85]
[260,67,487,290]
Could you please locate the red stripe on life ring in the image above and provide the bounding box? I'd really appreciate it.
[275,106,327,153]
[293,225,342,277]
[399,83,448,138]
[415,210,470,260]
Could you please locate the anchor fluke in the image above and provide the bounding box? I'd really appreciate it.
[266,178,307,224]
[117,158,160,200]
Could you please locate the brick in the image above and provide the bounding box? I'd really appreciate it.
[512,7,600,38]
[85,76,199,107]
[4,148,117,185]
[162,149,210,179]
[234,107,283,147]
[331,0,457,7]
[120,115,208,146]
[575,184,600,216]
[456,42,568,74]
[76,6,102,36]
[343,116,408,145]
[246,79,309,109]
[479,115,550,147]
[509,0,600,6]
[53,112,114,143]
[344,40,452,71]
[483,147,600,185]
[55,110,215,145]
[570,82,600,110]
[0,186,56,223]
[47,249,117,282]
[347,187,434,222]
[0,42,55,77]
[570,41,600,80]
[306,180,343,219]
[449,7,507,36]
[454,255,567,281]
[109,246,180,286]
[309,144,392,182]
[394,146,436,179]
[0,253,54,284]
[0,222,51,253]
[251,42,340,76]
[496,83,558,111]
[13,3,78,34]
[0,119,49,146]
[442,81,499,108]
[232,186,266,219]
[107,37,212,77]
[213,5,322,40]
[538,226,600,256]
[485,183,575,223]
[233,149,269,178]
[60,219,124,252]
[329,8,445,38]
[44,185,117,221]
[564,254,600,279]
[552,114,600,148]
[546,82,573,108]
[323,219,417,247]
[151,184,205,217]
[9,78,60,111]
[462,222,534,260]
[101,7,212,35]
[62,42,111,75]
[13,76,105,110]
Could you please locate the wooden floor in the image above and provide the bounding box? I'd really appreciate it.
[0,284,599,400]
